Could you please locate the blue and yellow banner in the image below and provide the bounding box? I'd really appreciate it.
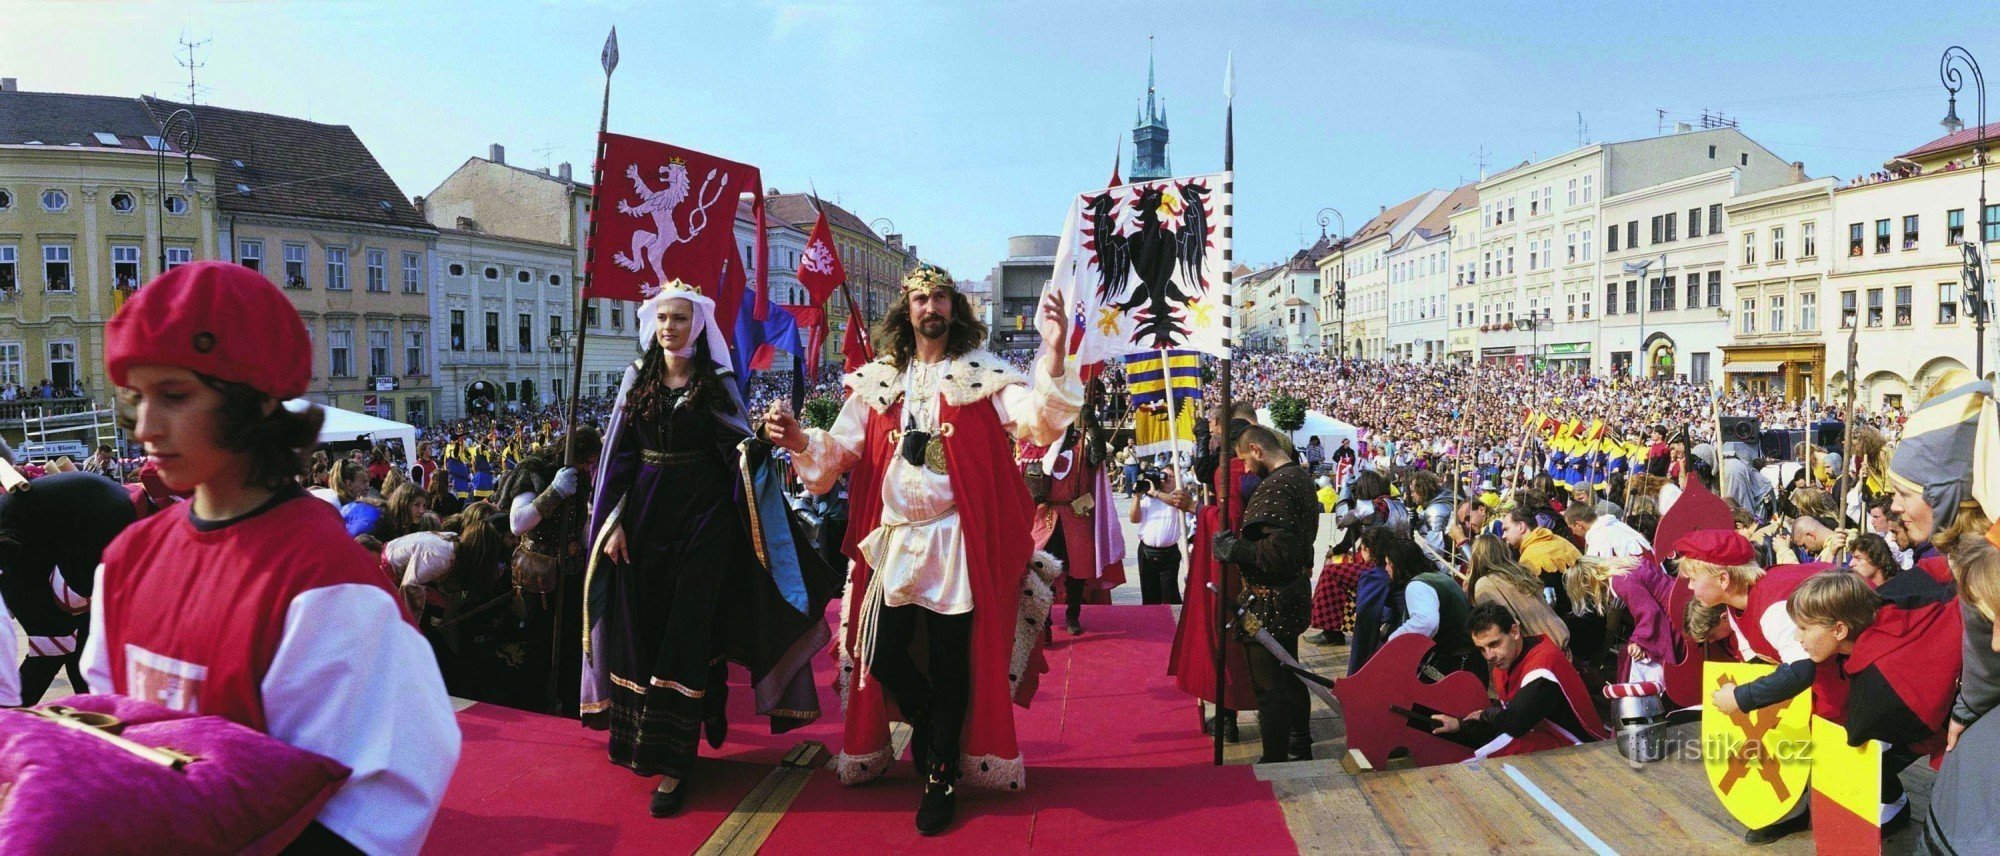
[1124,350,1202,406]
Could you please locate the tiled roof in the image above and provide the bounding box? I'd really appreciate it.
[736,197,803,233]
[1343,190,1432,247]
[762,193,882,242]
[1408,182,1479,240]
[1899,121,2000,160]
[0,90,176,150]
[141,96,430,230]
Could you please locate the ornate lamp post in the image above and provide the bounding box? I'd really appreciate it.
[1317,208,1346,369]
[154,109,198,277]
[1943,46,1990,377]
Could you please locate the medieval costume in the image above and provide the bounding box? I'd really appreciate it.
[1456,634,1611,759]
[1927,594,2000,854]
[84,262,458,854]
[1212,459,1318,763]
[583,283,836,797]
[0,471,136,704]
[1019,421,1125,633]
[494,439,593,716]
[790,268,1081,830]
[1169,441,1257,730]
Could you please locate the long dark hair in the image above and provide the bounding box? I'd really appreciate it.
[874,287,987,370]
[625,334,726,422]
[115,374,323,490]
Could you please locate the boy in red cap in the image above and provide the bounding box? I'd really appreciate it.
[80,261,460,854]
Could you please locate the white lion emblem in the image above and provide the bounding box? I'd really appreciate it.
[612,159,730,284]
[801,240,837,276]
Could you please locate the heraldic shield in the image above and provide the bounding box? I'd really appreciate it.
[1810,715,1884,852]
[1702,662,1813,830]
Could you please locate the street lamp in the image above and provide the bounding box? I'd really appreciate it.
[1621,253,1666,379]
[1944,46,1990,377]
[154,109,198,278]
[1517,307,1551,373]
[1317,207,1347,370]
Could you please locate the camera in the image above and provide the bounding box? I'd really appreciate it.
[1135,469,1168,495]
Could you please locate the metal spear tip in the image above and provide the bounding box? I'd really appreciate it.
[602,26,620,74]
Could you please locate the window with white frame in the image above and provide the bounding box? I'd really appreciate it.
[1800,222,1815,258]
[46,342,76,389]
[0,246,14,291]
[1581,228,1593,261]
[405,323,428,375]
[326,246,349,290]
[402,252,421,293]
[1772,227,1785,261]
[165,247,191,270]
[368,323,391,377]
[1742,298,1756,334]
[284,243,307,287]
[163,195,188,215]
[1769,294,1786,332]
[1566,231,1577,264]
[40,190,67,212]
[366,249,387,292]
[1542,187,1553,214]
[1567,179,1578,206]
[1941,282,1960,324]
[0,343,19,387]
[1800,292,1816,330]
[1743,232,1756,265]
[112,245,140,288]
[239,240,263,272]
[329,325,354,377]
[1583,174,1594,202]
[42,244,71,292]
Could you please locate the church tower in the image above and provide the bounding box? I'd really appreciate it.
[1130,38,1171,183]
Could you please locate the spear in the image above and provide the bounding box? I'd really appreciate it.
[565,26,617,468]
[1212,51,1235,769]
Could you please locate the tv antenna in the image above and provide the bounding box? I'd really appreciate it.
[1472,145,1490,179]
[177,31,212,105]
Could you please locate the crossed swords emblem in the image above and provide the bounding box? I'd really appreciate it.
[1715,675,1791,801]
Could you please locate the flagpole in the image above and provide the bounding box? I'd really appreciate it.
[566,26,617,468]
[1212,52,1235,769]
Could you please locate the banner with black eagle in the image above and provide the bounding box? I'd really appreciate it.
[1043,172,1233,368]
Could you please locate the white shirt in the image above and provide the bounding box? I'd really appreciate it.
[1583,515,1652,559]
[1388,581,1440,641]
[1137,493,1186,548]
[794,353,1081,614]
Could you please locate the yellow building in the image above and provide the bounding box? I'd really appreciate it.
[0,89,220,407]
[143,98,441,424]
[764,193,913,368]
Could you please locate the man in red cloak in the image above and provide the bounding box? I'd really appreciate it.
[1017,397,1126,635]
[765,265,1081,836]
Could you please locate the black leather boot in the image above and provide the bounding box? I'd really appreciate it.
[649,779,687,818]
[915,762,958,836]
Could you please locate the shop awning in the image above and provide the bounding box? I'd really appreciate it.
[1723,361,1783,374]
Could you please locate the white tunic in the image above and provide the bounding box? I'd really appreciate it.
[794,352,1081,613]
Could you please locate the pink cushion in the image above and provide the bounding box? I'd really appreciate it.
[0,695,350,855]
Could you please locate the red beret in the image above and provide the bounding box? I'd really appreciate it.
[105,261,311,400]
[1673,529,1755,567]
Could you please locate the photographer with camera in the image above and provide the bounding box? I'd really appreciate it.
[1129,467,1189,605]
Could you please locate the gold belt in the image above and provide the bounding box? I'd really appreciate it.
[642,449,710,466]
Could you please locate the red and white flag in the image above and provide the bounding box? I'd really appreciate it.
[586,133,767,339]
[796,210,845,307]
[791,305,827,383]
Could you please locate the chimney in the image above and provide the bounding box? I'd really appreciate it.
[538,167,550,175]
[558,162,572,181]
[1379,204,1386,215]
[488,143,505,164]
[1790,161,1807,183]
[413,195,426,217]
[0,78,15,93]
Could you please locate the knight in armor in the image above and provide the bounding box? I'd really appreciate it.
[1407,471,1457,557]
[492,426,601,716]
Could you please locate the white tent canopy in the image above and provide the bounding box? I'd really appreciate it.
[291,400,417,455]
[1256,408,1360,456]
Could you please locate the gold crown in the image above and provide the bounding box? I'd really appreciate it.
[667,155,687,166]
[901,265,956,295]
[658,278,701,297]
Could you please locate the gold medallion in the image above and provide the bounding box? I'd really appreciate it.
[925,435,949,474]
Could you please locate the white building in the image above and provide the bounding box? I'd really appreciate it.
[1235,263,1285,350]
[431,229,575,418]
[1470,148,1603,373]
[1242,248,1320,352]
[1319,189,1448,360]
[1446,200,1484,362]
[1385,183,1475,362]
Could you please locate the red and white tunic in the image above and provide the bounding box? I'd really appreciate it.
[82,488,459,856]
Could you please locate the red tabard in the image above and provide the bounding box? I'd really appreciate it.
[97,494,404,732]
[1731,563,1828,664]
[1019,432,1126,601]
[1167,457,1256,710]
[837,393,1040,771]
[1490,635,1612,756]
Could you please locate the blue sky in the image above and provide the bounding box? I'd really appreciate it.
[4,0,1994,278]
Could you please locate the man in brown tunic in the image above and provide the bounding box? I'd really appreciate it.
[1211,423,1317,762]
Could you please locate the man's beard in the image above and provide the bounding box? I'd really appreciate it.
[918,315,948,339]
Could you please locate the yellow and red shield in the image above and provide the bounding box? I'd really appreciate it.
[1810,715,1883,855]
[1703,662,1812,830]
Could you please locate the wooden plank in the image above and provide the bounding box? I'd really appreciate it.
[1504,746,1783,855]
[1271,773,1404,855]
[694,741,828,856]
[1357,761,1575,853]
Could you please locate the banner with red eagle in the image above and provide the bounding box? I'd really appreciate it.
[1042,172,1232,367]
[586,133,767,339]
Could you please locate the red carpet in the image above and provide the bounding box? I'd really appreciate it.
[427,605,1295,854]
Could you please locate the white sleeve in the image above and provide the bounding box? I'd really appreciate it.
[507,491,540,535]
[261,584,460,856]
[994,363,1085,447]
[792,394,868,495]
[1389,582,1441,640]
[0,595,19,706]
[1760,602,1811,664]
[80,564,111,694]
